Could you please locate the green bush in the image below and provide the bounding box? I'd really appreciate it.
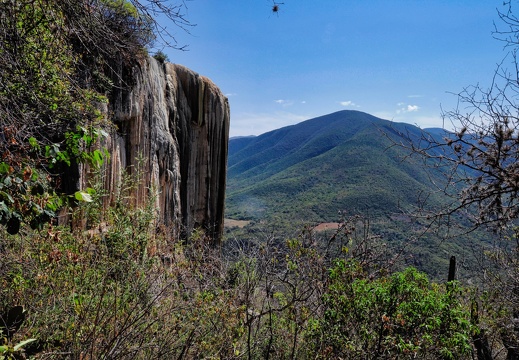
[153,51,169,63]
[307,262,473,359]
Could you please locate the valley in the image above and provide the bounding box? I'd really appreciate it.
[224,110,491,280]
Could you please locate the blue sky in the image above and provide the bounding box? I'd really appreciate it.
[161,1,508,137]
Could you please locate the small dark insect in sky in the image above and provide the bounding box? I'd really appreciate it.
[272,2,283,15]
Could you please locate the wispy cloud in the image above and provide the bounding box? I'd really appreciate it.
[225,93,238,97]
[373,111,395,120]
[393,115,444,130]
[274,99,294,107]
[339,100,359,107]
[407,94,423,98]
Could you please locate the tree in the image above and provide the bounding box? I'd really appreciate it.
[308,263,472,359]
[395,2,519,358]
[0,0,191,233]
[399,1,519,232]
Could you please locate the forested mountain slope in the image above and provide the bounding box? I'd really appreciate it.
[227,110,443,222]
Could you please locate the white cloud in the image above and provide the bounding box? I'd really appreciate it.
[225,93,238,97]
[396,103,420,114]
[407,94,423,98]
[339,100,358,107]
[274,99,294,107]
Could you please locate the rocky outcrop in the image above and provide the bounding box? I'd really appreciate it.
[82,58,230,243]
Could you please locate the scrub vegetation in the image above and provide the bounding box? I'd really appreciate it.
[2,0,519,359]
[0,197,477,359]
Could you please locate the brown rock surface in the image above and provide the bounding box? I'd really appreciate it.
[79,58,229,243]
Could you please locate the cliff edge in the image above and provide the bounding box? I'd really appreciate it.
[80,58,230,243]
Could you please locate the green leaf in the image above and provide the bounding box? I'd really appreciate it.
[46,197,62,212]
[92,149,104,166]
[0,191,14,204]
[0,162,9,175]
[28,137,39,149]
[75,191,93,202]
[3,176,11,186]
[13,338,37,351]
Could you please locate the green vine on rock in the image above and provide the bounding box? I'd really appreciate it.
[0,1,119,234]
[0,125,107,234]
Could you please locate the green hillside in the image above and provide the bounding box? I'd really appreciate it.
[227,110,443,222]
[225,110,489,279]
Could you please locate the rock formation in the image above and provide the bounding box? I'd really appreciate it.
[79,57,230,244]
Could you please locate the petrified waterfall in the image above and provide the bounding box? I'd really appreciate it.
[81,57,230,243]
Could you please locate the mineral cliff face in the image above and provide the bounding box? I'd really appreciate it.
[80,58,230,243]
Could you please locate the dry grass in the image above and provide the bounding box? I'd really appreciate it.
[224,218,250,228]
[312,222,340,232]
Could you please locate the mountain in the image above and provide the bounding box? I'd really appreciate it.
[226,110,443,223]
[225,110,484,279]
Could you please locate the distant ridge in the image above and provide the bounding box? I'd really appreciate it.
[229,135,256,140]
[226,110,443,222]
[225,110,489,280]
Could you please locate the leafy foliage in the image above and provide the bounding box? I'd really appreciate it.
[0,125,108,234]
[0,306,38,360]
[153,50,170,63]
[0,0,158,234]
[0,194,480,359]
[310,264,472,359]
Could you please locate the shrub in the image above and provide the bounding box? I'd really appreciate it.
[307,262,473,359]
[153,51,169,63]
